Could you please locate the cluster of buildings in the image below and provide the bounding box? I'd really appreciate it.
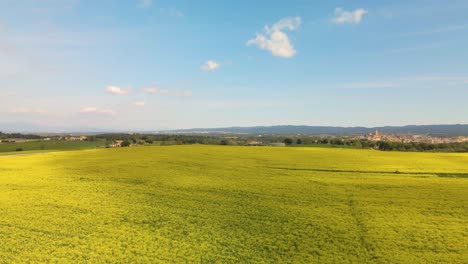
[355,130,468,144]
[57,136,88,141]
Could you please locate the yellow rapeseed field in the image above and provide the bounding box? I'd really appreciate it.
[0,145,467,263]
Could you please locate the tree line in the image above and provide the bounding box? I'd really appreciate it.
[94,133,468,152]
[0,132,42,139]
[2,131,467,153]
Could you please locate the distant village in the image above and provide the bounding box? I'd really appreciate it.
[353,130,468,144]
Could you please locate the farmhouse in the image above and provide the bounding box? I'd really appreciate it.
[111,140,124,147]
[246,141,264,146]
[269,143,286,147]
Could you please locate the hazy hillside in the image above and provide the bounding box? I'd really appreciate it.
[3,123,468,136]
[166,124,468,136]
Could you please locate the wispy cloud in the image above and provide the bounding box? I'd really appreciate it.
[8,107,46,114]
[80,107,114,115]
[397,24,468,37]
[247,17,301,58]
[339,75,468,89]
[173,90,192,97]
[203,99,296,110]
[159,7,184,17]
[385,42,446,54]
[143,86,192,97]
[400,75,468,83]
[143,87,159,94]
[133,101,145,107]
[137,0,152,8]
[332,8,368,24]
[105,86,129,95]
[339,82,399,89]
[201,60,220,72]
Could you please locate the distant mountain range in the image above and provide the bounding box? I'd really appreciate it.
[164,124,468,136]
[2,122,468,136]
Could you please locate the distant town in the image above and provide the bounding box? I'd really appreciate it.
[353,130,468,144]
[2,129,468,153]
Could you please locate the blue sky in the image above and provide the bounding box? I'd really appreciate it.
[1,0,468,130]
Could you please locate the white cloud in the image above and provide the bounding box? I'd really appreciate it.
[105,86,129,95]
[246,17,301,58]
[137,0,152,8]
[332,8,368,24]
[201,60,220,72]
[80,107,114,115]
[270,17,302,31]
[133,101,145,107]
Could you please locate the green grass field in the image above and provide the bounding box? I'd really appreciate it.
[0,140,106,153]
[0,145,467,263]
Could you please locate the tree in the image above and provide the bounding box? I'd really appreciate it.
[121,140,131,147]
[284,138,293,145]
[220,139,230,145]
[331,138,344,145]
[296,138,302,145]
[350,140,362,148]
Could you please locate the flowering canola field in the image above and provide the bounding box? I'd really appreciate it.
[0,145,467,263]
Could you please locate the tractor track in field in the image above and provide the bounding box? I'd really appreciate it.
[268,167,468,178]
[346,195,379,263]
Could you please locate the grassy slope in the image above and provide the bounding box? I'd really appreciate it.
[0,140,106,153]
[0,146,467,263]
